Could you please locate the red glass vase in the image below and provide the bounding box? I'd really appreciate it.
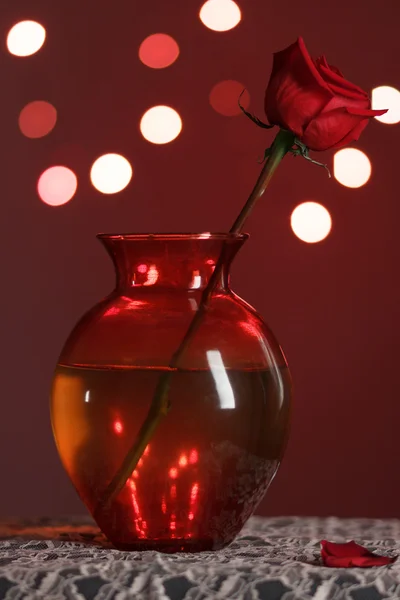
[50,233,292,552]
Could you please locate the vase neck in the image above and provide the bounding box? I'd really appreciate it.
[98,234,248,293]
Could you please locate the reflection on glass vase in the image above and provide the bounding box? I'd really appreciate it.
[50,233,292,552]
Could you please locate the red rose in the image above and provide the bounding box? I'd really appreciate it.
[265,38,387,151]
[321,540,397,568]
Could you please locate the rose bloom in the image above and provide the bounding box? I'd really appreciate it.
[265,37,387,151]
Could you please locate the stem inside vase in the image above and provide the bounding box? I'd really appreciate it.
[95,128,295,515]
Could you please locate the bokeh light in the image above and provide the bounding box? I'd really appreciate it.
[169,468,178,479]
[19,101,57,138]
[113,420,123,435]
[140,106,182,144]
[372,86,400,124]
[189,449,198,464]
[199,0,241,31]
[37,166,77,206]
[139,34,179,68]
[333,148,371,188]
[209,80,249,116]
[90,153,133,194]
[291,202,332,244]
[7,21,46,57]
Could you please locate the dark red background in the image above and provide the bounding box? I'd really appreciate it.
[1,0,399,519]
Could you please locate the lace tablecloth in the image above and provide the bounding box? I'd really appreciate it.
[0,516,399,599]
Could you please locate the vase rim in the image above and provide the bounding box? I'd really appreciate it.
[97,232,249,241]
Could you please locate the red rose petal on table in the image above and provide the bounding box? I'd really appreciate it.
[321,540,397,568]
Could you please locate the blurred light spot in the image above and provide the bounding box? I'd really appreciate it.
[143,265,159,286]
[129,479,136,491]
[199,0,241,31]
[19,101,57,138]
[137,458,144,467]
[190,483,199,502]
[137,263,148,273]
[198,232,211,239]
[113,420,123,435]
[239,320,259,338]
[132,470,139,478]
[190,271,202,289]
[189,298,198,311]
[170,485,177,499]
[169,467,178,479]
[104,306,120,317]
[170,521,176,530]
[37,166,77,206]
[372,85,400,124]
[189,449,198,464]
[84,391,90,403]
[140,106,182,144]
[209,81,249,116]
[161,497,167,513]
[206,350,235,409]
[206,259,215,265]
[139,33,179,69]
[144,445,150,456]
[291,202,332,244]
[188,511,194,520]
[179,454,188,467]
[90,153,133,194]
[7,21,46,56]
[333,148,371,188]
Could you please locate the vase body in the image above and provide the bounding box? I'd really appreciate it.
[50,234,292,552]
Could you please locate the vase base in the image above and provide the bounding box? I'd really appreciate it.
[110,537,227,553]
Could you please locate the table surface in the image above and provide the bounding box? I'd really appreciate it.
[0,516,399,599]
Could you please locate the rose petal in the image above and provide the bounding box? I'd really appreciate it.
[315,56,327,75]
[296,38,333,92]
[321,540,371,557]
[328,63,344,78]
[270,38,332,93]
[346,106,388,117]
[266,81,331,136]
[321,540,397,568]
[322,81,370,102]
[302,107,367,150]
[329,118,369,150]
[323,94,370,113]
[315,56,328,68]
[265,38,333,135]
[315,56,344,78]
[323,555,397,568]
[318,63,368,98]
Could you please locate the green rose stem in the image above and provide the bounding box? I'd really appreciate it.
[95,128,295,516]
